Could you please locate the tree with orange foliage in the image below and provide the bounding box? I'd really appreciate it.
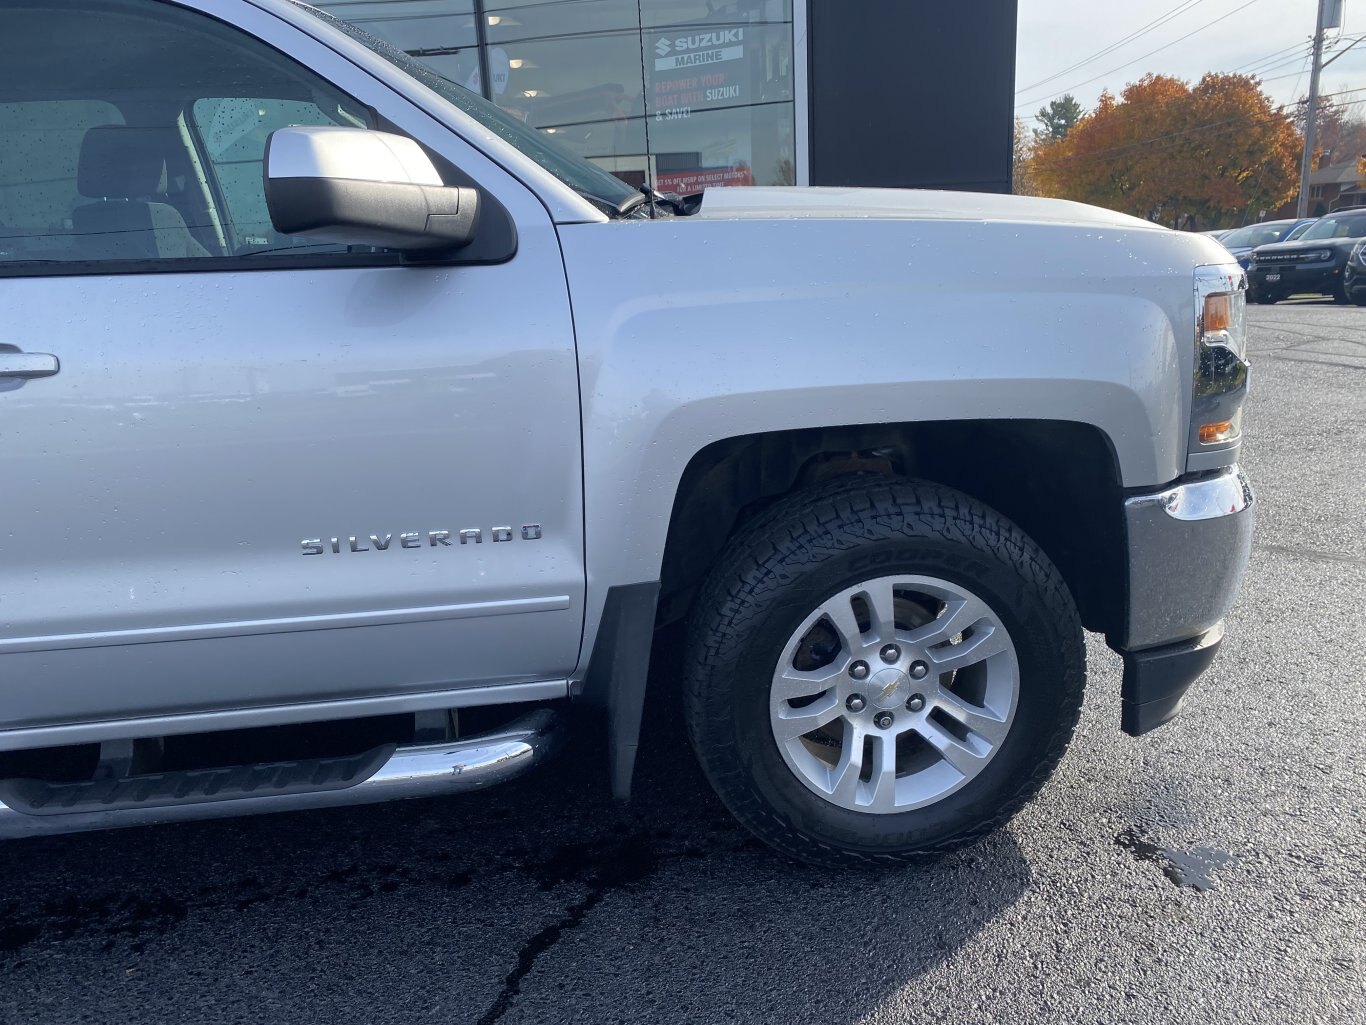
[1029,73,1299,229]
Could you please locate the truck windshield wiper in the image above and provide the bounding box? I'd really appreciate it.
[615,191,651,217]
[560,187,632,218]
[615,185,701,218]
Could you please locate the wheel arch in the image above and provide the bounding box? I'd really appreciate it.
[587,418,1127,800]
[658,419,1127,637]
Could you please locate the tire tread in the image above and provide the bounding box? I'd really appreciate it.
[683,476,1085,867]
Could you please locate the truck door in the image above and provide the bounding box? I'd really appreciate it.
[0,0,584,736]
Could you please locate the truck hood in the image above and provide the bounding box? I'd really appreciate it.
[696,186,1165,232]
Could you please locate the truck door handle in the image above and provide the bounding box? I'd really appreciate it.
[0,350,60,380]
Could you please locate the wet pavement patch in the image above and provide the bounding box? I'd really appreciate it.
[0,924,40,956]
[0,892,191,963]
[1115,827,1235,892]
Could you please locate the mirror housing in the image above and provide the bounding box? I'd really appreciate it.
[264,127,478,252]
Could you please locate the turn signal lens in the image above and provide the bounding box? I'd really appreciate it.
[1190,268,1248,457]
[1199,420,1235,444]
[1203,293,1232,333]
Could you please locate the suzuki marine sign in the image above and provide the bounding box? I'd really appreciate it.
[654,29,745,70]
[650,28,749,119]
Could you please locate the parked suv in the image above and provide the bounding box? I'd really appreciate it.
[1247,209,1366,302]
[0,0,1254,866]
[1343,241,1366,304]
[1218,218,1316,271]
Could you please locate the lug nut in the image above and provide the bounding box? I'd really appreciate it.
[879,644,900,664]
[909,661,929,680]
[846,694,867,713]
[906,694,926,713]
[848,660,869,680]
[874,711,895,729]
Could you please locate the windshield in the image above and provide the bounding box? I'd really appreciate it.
[1300,213,1366,240]
[291,3,640,211]
[1220,222,1293,248]
[1286,221,1314,240]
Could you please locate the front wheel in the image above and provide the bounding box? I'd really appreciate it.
[683,479,1085,867]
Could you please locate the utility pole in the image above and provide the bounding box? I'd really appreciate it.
[1297,0,1344,217]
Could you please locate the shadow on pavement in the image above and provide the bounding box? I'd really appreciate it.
[0,630,1032,1024]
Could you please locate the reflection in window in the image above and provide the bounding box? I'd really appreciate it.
[326,0,477,50]
[327,0,796,188]
[191,96,374,253]
[0,100,125,259]
[484,0,639,40]
[530,115,649,171]
[651,102,794,192]
[317,1,481,89]
[490,33,647,128]
[0,0,394,266]
[481,0,792,29]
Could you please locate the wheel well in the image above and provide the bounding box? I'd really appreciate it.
[658,421,1126,637]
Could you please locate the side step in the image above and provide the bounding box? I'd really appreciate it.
[0,709,561,840]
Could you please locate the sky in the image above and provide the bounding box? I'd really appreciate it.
[1014,0,1366,124]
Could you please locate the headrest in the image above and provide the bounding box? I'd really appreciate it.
[77,126,173,199]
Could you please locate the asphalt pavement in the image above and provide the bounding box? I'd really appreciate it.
[2,302,1364,1025]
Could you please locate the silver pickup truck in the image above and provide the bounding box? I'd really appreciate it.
[0,0,1254,865]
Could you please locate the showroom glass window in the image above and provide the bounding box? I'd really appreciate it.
[315,0,795,189]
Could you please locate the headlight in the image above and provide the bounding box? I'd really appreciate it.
[1246,251,1258,263]
[1190,265,1249,458]
[1198,271,1246,359]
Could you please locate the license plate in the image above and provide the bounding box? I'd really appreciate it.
[1265,273,1281,282]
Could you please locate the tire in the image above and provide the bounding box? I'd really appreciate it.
[683,477,1085,867]
[1333,280,1351,304]
[1353,293,1366,307]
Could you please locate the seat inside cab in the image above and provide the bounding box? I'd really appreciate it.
[71,125,212,261]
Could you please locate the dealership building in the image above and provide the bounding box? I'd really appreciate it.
[317,0,1018,194]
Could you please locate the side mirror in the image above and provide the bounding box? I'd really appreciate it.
[264,127,478,252]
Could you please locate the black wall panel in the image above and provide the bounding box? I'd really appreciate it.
[808,0,1018,192]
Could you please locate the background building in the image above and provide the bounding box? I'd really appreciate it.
[1276,160,1366,216]
[318,0,1018,194]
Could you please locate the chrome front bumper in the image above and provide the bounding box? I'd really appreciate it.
[1115,466,1254,735]
[1122,465,1255,652]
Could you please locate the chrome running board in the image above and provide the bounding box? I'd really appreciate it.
[0,709,561,840]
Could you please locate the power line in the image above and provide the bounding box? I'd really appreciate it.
[1015,0,1209,95]
[1267,36,1366,106]
[1266,46,1317,112]
[1016,0,1263,111]
[1243,48,1321,81]
[1262,64,1338,86]
[1225,40,1311,75]
[1286,50,1313,106]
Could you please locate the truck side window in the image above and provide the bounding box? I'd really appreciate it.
[190,95,376,256]
[0,100,127,262]
[0,0,391,273]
